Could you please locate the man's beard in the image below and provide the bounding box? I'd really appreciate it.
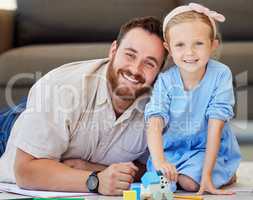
[107,58,151,102]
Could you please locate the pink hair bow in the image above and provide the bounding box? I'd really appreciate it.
[163,3,226,39]
[188,3,225,22]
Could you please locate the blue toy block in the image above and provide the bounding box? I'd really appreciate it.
[130,184,141,200]
[141,172,160,187]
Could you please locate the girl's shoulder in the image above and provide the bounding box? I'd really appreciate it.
[159,64,178,79]
[206,59,233,88]
[153,65,178,91]
[208,59,232,75]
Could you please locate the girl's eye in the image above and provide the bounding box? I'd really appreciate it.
[196,41,204,45]
[175,43,184,47]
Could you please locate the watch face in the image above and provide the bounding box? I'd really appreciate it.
[88,175,99,190]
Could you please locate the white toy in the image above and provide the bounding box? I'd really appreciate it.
[140,171,173,200]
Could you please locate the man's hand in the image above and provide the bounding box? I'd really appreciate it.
[97,162,138,195]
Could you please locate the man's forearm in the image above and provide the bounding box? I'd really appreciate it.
[62,158,107,172]
[15,149,91,192]
[15,149,139,195]
[82,161,107,171]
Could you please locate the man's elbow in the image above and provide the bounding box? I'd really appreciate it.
[14,149,36,189]
[14,165,30,189]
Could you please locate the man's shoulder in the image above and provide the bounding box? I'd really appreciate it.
[30,58,109,92]
[27,58,110,111]
[47,58,109,82]
[56,58,109,72]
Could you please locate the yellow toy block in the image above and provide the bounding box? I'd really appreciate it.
[123,190,137,200]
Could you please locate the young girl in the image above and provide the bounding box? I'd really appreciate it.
[144,3,241,195]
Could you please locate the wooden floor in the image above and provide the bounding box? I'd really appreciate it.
[0,162,252,200]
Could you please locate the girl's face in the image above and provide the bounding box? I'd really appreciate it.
[164,20,218,73]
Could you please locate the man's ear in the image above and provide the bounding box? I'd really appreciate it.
[109,40,117,59]
[211,39,219,52]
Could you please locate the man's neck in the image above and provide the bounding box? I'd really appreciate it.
[110,92,134,118]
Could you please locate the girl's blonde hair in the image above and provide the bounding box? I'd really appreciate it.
[164,11,223,59]
[164,11,220,43]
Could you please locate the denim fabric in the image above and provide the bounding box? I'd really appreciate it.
[0,97,27,156]
[144,59,241,189]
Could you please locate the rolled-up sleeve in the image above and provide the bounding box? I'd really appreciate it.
[144,74,171,127]
[205,68,235,121]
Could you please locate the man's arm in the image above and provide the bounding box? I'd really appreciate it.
[62,159,107,172]
[14,148,138,195]
[14,149,91,192]
[62,159,146,182]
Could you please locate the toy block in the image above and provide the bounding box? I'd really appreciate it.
[141,172,160,187]
[164,192,173,200]
[123,190,137,200]
[131,184,141,200]
[153,191,163,200]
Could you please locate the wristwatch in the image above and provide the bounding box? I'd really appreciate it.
[86,171,99,193]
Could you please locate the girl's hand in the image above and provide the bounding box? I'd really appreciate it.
[197,174,235,195]
[155,160,178,182]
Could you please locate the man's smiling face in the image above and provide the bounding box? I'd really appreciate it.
[108,27,165,101]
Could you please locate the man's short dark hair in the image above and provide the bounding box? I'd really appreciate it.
[117,16,163,45]
[116,16,167,69]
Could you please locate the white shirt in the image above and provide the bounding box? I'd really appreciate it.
[0,58,149,183]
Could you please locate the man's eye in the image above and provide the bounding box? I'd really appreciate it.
[145,62,155,68]
[126,53,135,59]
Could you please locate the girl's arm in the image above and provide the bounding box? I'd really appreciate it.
[198,119,234,195]
[146,117,178,181]
[203,119,224,177]
[146,117,165,167]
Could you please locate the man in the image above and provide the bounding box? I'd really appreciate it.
[0,16,166,196]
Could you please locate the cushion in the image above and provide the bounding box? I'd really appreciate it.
[0,43,111,86]
[219,42,253,84]
[15,0,176,46]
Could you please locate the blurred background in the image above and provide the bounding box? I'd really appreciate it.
[0,0,252,161]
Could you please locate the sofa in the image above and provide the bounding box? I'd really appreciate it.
[0,0,253,143]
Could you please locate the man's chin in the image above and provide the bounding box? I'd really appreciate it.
[114,86,150,101]
[114,90,136,102]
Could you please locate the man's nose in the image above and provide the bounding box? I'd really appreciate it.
[131,60,143,75]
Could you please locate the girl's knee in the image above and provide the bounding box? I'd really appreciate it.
[178,174,199,192]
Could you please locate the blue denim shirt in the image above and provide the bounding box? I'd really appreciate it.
[145,59,235,136]
[0,97,27,156]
